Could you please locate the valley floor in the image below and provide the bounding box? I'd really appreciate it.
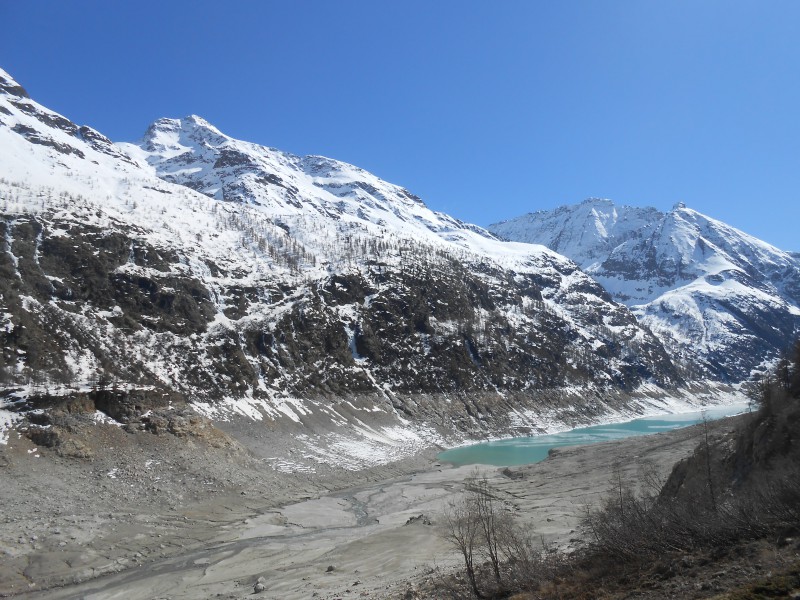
[0,416,739,600]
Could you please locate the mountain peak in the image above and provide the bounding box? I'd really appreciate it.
[143,115,224,138]
[184,114,212,126]
[139,114,227,156]
[489,199,662,268]
[125,112,454,228]
[148,116,181,129]
[181,114,225,136]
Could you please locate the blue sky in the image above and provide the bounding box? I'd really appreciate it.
[2,1,799,249]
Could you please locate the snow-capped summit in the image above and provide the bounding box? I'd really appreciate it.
[121,114,489,247]
[139,115,228,155]
[491,200,800,380]
[491,198,663,272]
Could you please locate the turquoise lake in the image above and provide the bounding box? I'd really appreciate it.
[437,402,751,467]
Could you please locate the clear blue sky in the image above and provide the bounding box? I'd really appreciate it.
[2,1,799,249]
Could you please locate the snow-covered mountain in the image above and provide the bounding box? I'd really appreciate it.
[0,67,713,467]
[490,198,800,381]
[119,115,492,242]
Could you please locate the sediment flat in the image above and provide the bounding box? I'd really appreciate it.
[2,416,739,600]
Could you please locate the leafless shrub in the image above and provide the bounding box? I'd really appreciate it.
[582,461,800,566]
[440,470,558,598]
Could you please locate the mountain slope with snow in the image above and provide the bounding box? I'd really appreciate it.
[0,67,713,468]
[490,198,800,381]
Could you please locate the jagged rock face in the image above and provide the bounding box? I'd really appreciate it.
[0,66,686,446]
[0,215,218,388]
[490,199,800,381]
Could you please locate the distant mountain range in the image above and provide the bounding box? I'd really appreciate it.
[490,198,800,381]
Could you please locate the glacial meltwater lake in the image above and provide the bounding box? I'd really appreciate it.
[438,402,751,467]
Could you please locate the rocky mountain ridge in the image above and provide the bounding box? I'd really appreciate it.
[490,198,800,381]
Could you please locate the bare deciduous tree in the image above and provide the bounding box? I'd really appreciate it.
[441,470,540,597]
[442,487,484,598]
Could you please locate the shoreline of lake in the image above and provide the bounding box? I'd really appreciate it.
[438,399,752,467]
